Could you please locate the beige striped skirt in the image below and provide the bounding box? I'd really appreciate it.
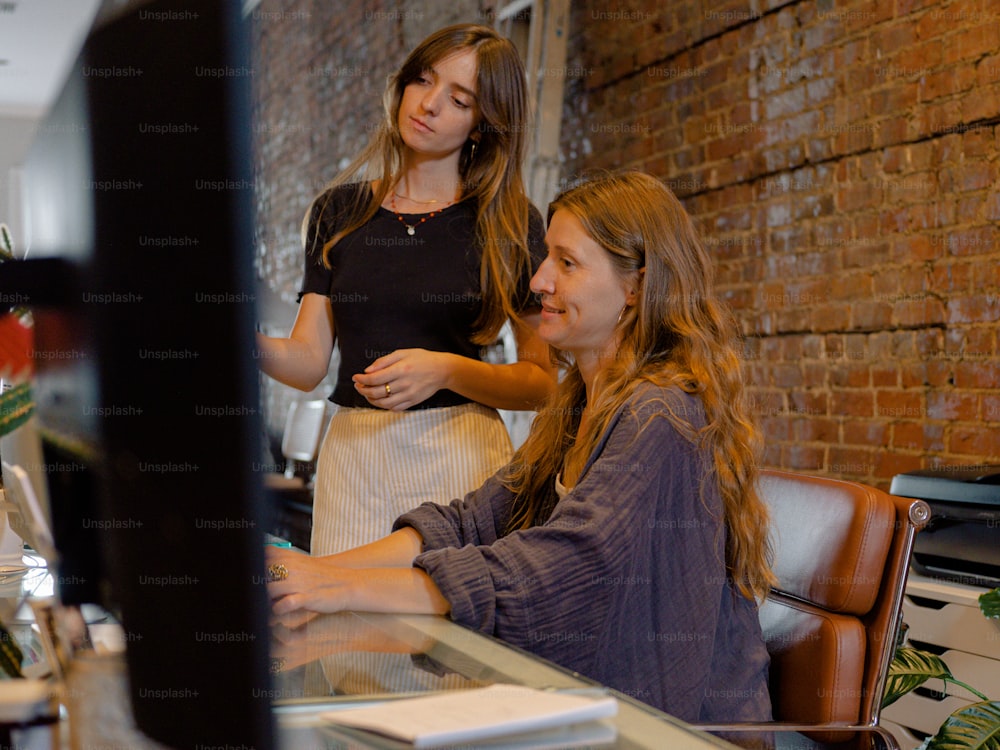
[309,402,513,556]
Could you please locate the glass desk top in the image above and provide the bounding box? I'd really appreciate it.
[270,610,736,749]
[0,554,899,749]
[269,611,900,750]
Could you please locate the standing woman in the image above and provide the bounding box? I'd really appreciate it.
[257,25,555,556]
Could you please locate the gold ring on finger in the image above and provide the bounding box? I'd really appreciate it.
[266,563,288,582]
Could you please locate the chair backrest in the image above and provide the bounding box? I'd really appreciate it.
[280,399,327,465]
[758,469,930,728]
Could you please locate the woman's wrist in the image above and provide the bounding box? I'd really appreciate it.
[438,351,460,393]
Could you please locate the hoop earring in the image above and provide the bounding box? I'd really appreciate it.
[469,141,477,161]
[617,305,628,326]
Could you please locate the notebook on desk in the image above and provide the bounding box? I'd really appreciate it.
[318,684,618,749]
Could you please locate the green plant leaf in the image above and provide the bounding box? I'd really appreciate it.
[980,588,1000,620]
[927,700,1000,750]
[882,646,953,709]
[0,623,23,679]
[0,223,13,258]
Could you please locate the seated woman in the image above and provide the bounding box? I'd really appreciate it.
[267,170,775,723]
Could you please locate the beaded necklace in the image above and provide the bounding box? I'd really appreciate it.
[389,193,453,236]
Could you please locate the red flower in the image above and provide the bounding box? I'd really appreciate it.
[0,313,33,384]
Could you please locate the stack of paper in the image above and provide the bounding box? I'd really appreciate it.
[320,683,618,748]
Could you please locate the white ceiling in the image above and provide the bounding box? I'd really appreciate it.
[0,0,103,118]
[0,0,262,232]
[0,0,103,231]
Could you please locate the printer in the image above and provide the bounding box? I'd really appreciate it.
[890,465,1000,589]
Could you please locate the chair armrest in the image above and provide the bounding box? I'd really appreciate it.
[693,722,901,750]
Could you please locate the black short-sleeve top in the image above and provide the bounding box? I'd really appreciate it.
[298,184,546,410]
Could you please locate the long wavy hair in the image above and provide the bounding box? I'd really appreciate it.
[503,171,774,601]
[308,24,533,344]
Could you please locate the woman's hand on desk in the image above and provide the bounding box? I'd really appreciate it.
[264,546,451,618]
[266,547,355,615]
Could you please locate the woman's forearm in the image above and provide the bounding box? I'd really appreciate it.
[321,527,425,569]
[445,311,557,411]
[347,567,451,616]
[256,293,335,390]
[256,332,331,390]
[443,356,555,411]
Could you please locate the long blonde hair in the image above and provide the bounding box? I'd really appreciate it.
[308,24,533,344]
[504,171,775,601]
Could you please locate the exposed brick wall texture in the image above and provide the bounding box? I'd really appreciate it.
[560,1,1000,487]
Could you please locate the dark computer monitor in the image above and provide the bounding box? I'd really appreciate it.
[5,0,275,747]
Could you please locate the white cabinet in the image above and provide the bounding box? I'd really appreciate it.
[880,572,1000,749]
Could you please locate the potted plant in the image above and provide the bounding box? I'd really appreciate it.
[882,586,1000,749]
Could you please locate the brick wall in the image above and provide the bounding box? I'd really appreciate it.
[560,0,1000,487]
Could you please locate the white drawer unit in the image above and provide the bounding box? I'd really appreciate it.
[880,573,1000,749]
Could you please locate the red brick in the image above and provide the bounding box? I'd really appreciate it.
[953,360,1000,388]
[962,162,996,192]
[897,0,940,14]
[987,192,1000,221]
[831,390,874,417]
[790,389,828,415]
[928,392,979,421]
[946,227,997,256]
[892,234,938,262]
[874,453,925,484]
[956,195,983,223]
[869,82,920,114]
[828,446,878,479]
[983,394,1000,423]
[894,297,946,327]
[764,86,807,119]
[955,326,997,357]
[949,426,1000,458]
[920,66,977,101]
[795,417,839,442]
[963,82,1000,122]
[871,362,900,387]
[874,23,917,56]
[977,54,1000,86]
[893,421,926,450]
[924,360,953,388]
[942,24,1000,65]
[877,391,926,420]
[843,419,889,446]
[895,39,943,72]
[922,423,947,453]
[837,184,882,212]
[853,300,893,330]
[948,295,1000,324]
[915,328,947,358]
[833,123,875,155]
[875,118,909,149]
[929,259,971,293]
[784,444,827,471]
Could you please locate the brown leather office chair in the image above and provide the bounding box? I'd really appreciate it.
[698,469,930,744]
